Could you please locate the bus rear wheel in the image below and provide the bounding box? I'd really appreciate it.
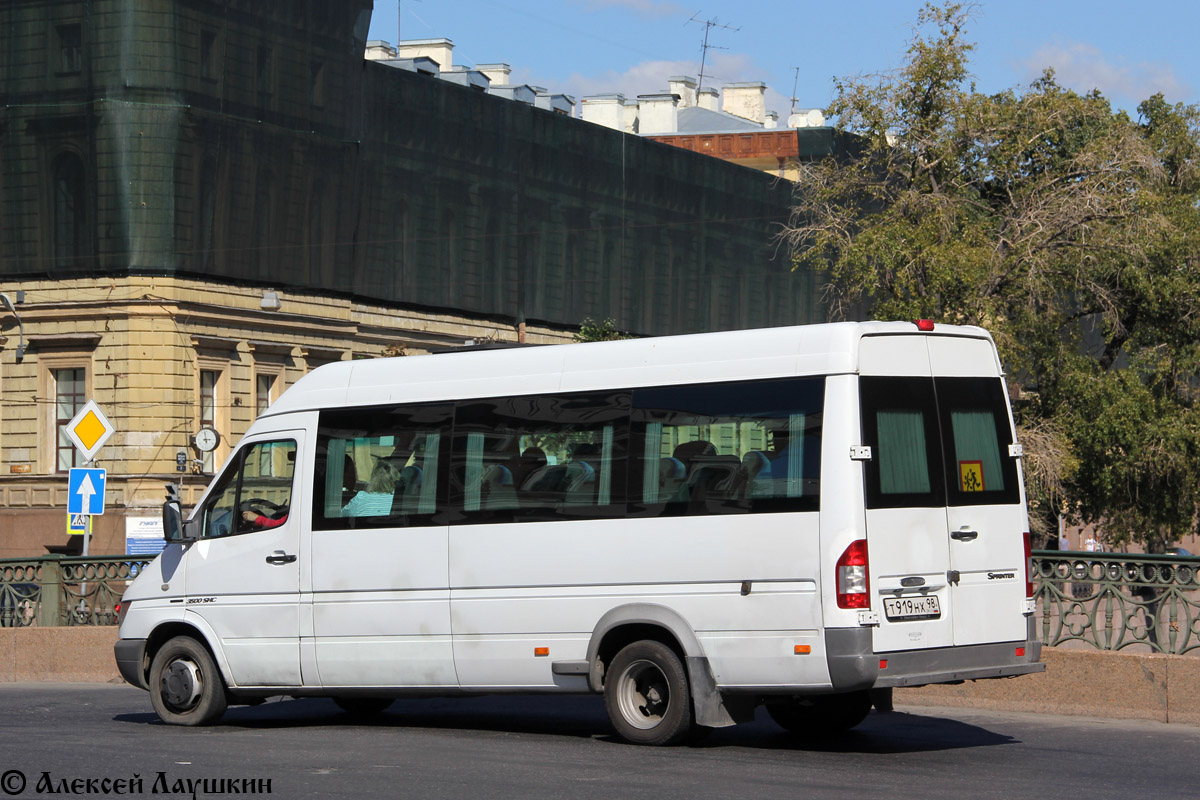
[604,640,693,746]
[766,690,872,737]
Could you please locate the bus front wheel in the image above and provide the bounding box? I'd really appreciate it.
[149,636,228,726]
[603,640,693,746]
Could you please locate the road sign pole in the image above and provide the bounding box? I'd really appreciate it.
[79,459,91,620]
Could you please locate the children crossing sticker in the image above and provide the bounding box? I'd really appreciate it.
[959,460,985,492]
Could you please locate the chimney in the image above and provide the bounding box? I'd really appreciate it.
[476,63,511,86]
[697,87,719,111]
[394,38,454,70]
[667,76,698,108]
[637,93,679,134]
[582,94,628,131]
[764,110,778,129]
[623,99,639,133]
[364,40,397,61]
[722,81,766,124]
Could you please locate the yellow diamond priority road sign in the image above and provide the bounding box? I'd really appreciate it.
[66,399,115,462]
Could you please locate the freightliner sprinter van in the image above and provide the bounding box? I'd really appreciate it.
[115,321,1043,744]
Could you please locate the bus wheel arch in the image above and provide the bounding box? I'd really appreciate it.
[587,605,703,691]
[143,622,223,689]
[586,605,748,733]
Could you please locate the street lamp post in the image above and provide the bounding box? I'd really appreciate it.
[0,293,26,362]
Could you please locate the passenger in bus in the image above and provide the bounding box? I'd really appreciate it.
[509,446,547,489]
[342,458,398,517]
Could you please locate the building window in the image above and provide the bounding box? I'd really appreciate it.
[252,168,274,271]
[256,46,273,100]
[197,153,218,271]
[439,210,456,305]
[200,30,218,81]
[57,24,82,74]
[52,153,86,269]
[310,61,325,107]
[255,373,275,416]
[199,369,220,473]
[54,368,86,471]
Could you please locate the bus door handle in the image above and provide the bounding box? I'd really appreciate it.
[950,529,978,542]
[265,551,297,565]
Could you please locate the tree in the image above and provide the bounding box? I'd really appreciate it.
[574,317,633,343]
[781,2,1200,550]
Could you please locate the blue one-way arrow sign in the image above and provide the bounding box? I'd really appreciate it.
[67,468,107,515]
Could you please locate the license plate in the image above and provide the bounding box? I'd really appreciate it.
[884,595,941,621]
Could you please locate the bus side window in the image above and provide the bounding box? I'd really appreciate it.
[313,405,452,530]
[451,392,629,523]
[630,377,824,517]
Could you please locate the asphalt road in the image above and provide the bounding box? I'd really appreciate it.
[0,683,1195,800]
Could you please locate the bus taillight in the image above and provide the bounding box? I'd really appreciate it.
[1023,531,1033,598]
[836,539,870,609]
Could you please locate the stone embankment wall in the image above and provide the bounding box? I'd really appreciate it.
[2,629,1196,725]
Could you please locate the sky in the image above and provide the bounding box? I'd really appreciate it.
[366,0,1198,120]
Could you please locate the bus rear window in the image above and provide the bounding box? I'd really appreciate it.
[860,375,1020,509]
[936,377,1020,506]
[860,376,944,509]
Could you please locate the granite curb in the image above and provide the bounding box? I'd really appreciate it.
[2,628,1196,725]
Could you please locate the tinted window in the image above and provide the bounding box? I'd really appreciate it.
[860,377,945,509]
[936,377,1020,506]
[450,392,629,523]
[630,377,823,516]
[314,405,451,529]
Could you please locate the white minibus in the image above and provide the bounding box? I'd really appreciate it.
[115,321,1043,744]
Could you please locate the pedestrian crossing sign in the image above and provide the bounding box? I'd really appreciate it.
[67,513,92,537]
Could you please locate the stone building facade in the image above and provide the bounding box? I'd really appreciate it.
[0,1,816,557]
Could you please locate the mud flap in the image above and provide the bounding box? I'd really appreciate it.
[686,656,756,728]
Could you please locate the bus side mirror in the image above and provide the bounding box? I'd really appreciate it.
[163,484,197,543]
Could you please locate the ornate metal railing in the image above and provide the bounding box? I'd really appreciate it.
[0,555,152,627]
[1033,551,1200,655]
[4,550,1200,652]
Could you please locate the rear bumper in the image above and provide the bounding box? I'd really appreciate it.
[826,623,1044,691]
[114,639,148,690]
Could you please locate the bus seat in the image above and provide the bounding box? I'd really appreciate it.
[390,465,423,515]
[521,464,567,493]
[658,457,687,501]
[481,464,516,509]
[564,459,596,505]
[741,450,773,498]
[686,454,741,508]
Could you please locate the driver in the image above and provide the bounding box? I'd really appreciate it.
[242,506,287,529]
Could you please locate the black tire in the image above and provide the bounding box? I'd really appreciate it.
[332,696,395,716]
[766,690,872,737]
[149,636,228,726]
[603,640,693,746]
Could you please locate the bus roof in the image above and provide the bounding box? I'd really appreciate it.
[264,321,994,417]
